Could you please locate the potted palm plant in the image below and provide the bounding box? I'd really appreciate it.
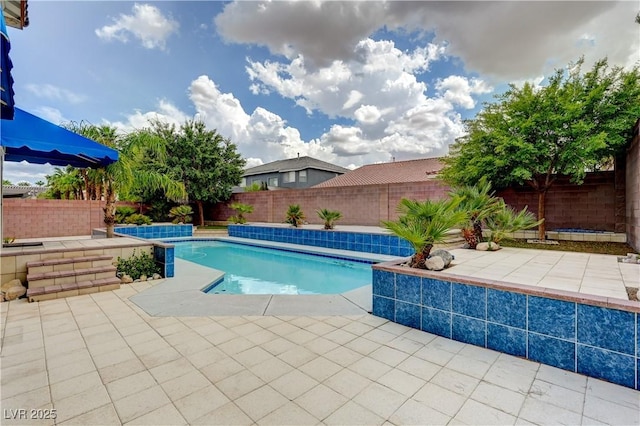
[316,208,342,230]
[382,198,466,269]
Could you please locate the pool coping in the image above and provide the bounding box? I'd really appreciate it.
[129,238,396,316]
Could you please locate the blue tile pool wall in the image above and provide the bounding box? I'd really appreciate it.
[153,245,175,278]
[228,225,413,256]
[372,267,640,390]
[114,224,192,239]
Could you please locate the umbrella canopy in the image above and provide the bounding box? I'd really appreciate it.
[1,108,119,167]
[1,12,15,120]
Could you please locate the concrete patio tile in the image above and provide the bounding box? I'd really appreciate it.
[389,398,452,425]
[446,353,494,379]
[347,356,393,381]
[234,385,289,421]
[217,336,256,355]
[483,356,538,393]
[50,371,103,401]
[112,385,171,424]
[106,371,158,401]
[323,316,354,328]
[185,347,227,369]
[298,356,343,382]
[430,368,480,398]
[260,336,298,355]
[584,378,640,409]
[341,320,375,336]
[244,329,279,345]
[413,344,459,366]
[200,357,244,383]
[191,402,253,425]
[305,321,338,336]
[377,366,426,397]
[1,338,44,356]
[286,328,318,345]
[138,346,182,369]
[257,401,319,425]
[267,321,301,337]
[202,328,239,346]
[98,358,147,384]
[171,336,214,357]
[323,328,359,345]
[277,346,317,367]
[129,338,172,356]
[0,348,45,369]
[54,385,112,423]
[323,368,373,399]
[124,403,187,425]
[173,385,230,423]
[1,359,47,386]
[234,346,274,368]
[323,401,385,426]
[216,369,266,400]
[149,357,195,383]
[0,370,49,400]
[361,328,397,344]
[123,329,160,346]
[368,345,410,367]
[248,356,294,382]
[92,347,138,370]
[0,386,51,413]
[344,336,382,355]
[295,384,349,421]
[518,397,582,425]
[528,379,585,413]
[396,356,442,381]
[302,336,340,355]
[583,396,640,426]
[535,364,587,393]
[453,398,517,425]
[412,382,467,417]
[323,345,363,367]
[269,369,319,400]
[353,382,409,419]
[58,403,120,425]
[470,381,526,416]
[385,335,425,355]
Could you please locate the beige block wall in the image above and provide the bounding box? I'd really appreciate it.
[626,121,640,251]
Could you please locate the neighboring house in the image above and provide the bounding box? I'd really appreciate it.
[313,157,444,188]
[2,185,46,198]
[242,156,350,189]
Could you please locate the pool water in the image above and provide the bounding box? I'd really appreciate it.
[173,240,373,295]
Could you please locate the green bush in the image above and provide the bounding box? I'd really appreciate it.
[116,250,161,280]
[169,205,193,224]
[124,213,152,225]
[115,206,138,224]
[228,202,254,224]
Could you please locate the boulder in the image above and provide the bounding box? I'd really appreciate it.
[424,256,445,271]
[121,275,134,284]
[152,273,162,280]
[429,249,454,267]
[4,285,26,300]
[476,242,501,251]
[140,275,148,282]
[1,279,22,293]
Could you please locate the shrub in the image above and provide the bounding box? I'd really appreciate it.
[116,250,161,280]
[115,206,137,224]
[485,201,542,243]
[124,213,152,225]
[285,204,305,227]
[228,202,254,224]
[316,209,342,229]
[169,205,193,224]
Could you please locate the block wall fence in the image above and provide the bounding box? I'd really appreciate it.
[626,120,640,251]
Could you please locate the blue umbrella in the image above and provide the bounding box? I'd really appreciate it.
[1,12,15,120]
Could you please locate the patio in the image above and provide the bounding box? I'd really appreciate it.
[1,282,639,425]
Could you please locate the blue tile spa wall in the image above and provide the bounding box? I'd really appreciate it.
[228,225,413,256]
[372,267,640,390]
[153,244,175,278]
[115,224,192,239]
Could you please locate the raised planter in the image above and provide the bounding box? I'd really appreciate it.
[114,223,193,239]
[372,261,640,390]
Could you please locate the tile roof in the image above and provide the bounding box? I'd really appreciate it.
[313,157,444,188]
[243,156,350,177]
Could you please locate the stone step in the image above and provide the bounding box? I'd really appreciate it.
[27,265,118,289]
[27,255,114,274]
[27,277,121,302]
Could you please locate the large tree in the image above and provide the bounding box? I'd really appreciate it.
[153,119,245,226]
[441,58,640,239]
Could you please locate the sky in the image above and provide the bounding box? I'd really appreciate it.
[2,0,639,185]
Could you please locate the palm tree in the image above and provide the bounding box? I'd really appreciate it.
[316,209,342,229]
[449,177,502,248]
[285,204,305,227]
[229,202,254,224]
[485,201,543,244]
[382,198,466,268]
[64,122,186,237]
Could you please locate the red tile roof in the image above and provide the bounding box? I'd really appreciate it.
[313,157,444,188]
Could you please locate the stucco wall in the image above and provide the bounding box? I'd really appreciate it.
[626,121,640,251]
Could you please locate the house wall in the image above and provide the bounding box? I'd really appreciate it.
[244,169,343,189]
[626,120,640,251]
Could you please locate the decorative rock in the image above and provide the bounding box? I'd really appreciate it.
[476,242,501,251]
[121,275,133,284]
[429,249,454,267]
[133,279,141,283]
[1,279,22,293]
[152,273,162,280]
[140,275,148,282]
[424,256,445,271]
[4,285,26,300]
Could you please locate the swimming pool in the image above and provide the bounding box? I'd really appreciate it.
[173,240,374,295]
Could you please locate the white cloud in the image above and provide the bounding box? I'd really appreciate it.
[436,76,493,109]
[354,105,381,124]
[95,3,179,50]
[2,162,54,186]
[25,84,87,104]
[32,106,67,125]
[108,99,188,133]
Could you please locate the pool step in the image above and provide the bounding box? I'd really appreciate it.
[26,255,120,302]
